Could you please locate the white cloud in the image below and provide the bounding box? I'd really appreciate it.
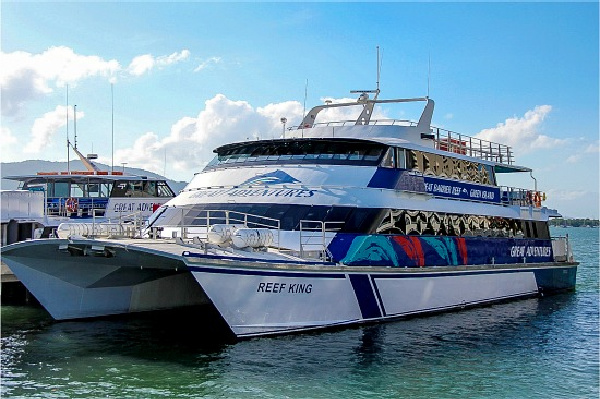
[107,94,306,179]
[295,97,388,125]
[546,188,588,201]
[476,105,565,154]
[128,54,155,77]
[193,56,221,72]
[106,94,393,180]
[585,141,600,153]
[544,189,599,218]
[128,50,190,76]
[24,105,84,153]
[1,47,120,118]
[158,50,190,66]
[1,47,191,117]
[1,126,17,145]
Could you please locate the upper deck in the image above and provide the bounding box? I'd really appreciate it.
[287,93,520,169]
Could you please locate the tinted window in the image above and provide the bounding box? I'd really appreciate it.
[211,139,386,169]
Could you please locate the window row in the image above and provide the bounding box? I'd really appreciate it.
[209,139,386,168]
[175,203,549,239]
[375,209,549,239]
[381,148,496,185]
[24,180,175,199]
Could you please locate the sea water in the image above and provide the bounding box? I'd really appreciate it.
[1,227,598,399]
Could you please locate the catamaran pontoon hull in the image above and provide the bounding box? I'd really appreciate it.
[1,239,209,320]
[185,256,577,337]
[0,237,576,337]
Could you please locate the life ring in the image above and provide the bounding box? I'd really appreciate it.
[526,191,533,205]
[533,191,542,208]
[66,197,78,213]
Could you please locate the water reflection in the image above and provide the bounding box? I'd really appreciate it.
[1,287,594,399]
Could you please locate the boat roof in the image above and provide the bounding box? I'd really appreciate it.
[214,136,531,173]
[4,172,171,184]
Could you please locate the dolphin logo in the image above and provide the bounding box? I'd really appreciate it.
[241,170,301,186]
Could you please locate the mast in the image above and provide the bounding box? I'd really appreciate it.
[111,83,114,174]
[74,104,77,150]
[66,85,70,175]
[71,103,100,172]
[350,45,380,125]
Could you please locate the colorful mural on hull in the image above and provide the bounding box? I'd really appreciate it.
[327,234,553,267]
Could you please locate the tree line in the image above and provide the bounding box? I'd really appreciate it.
[549,218,599,227]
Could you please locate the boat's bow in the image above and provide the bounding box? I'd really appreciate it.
[1,238,209,320]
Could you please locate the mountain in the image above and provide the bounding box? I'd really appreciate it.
[1,160,188,193]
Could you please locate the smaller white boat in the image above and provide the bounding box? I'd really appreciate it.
[2,145,177,241]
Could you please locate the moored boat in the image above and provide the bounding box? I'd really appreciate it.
[1,70,577,338]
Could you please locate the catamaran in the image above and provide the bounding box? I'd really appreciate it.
[2,143,177,241]
[1,63,577,338]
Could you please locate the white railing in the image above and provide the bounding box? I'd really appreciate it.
[151,208,281,250]
[500,187,545,208]
[430,127,514,165]
[551,236,574,262]
[298,220,344,261]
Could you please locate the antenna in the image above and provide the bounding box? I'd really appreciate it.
[302,79,308,138]
[350,46,382,125]
[350,45,381,100]
[427,53,431,98]
[376,45,380,95]
[111,83,114,174]
[66,85,70,175]
[73,104,77,150]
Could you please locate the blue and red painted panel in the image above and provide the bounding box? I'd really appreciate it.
[327,234,553,267]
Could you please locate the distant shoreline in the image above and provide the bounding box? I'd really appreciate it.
[550,219,599,227]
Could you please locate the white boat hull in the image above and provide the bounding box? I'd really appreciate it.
[1,239,209,320]
[187,261,575,338]
[1,238,577,338]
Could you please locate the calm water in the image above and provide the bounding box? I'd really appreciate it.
[1,227,598,399]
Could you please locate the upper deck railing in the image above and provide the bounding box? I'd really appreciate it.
[291,120,515,165]
[429,127,514,165]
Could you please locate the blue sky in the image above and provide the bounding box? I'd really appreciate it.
[1,2,598,218]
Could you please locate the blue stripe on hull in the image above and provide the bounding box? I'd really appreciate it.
[186,264,576,281]
[348,274,382,319]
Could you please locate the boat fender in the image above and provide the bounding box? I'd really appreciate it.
[231,228,274,248]
[207,224,244,245]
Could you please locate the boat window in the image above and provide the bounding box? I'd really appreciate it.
[70,183,85,198]
[85,183,111,198]
[396,148,406,169]
[381,148,395,168]
[403,148,495,185]
[110,181,130,197]
[210,139,386,169]
[157,182,175,197]
[54,182,70,198]
[142,181,157,197]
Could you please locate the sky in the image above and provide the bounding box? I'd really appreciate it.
[1,1,599,218]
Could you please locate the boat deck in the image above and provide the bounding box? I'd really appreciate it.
[73,237,577,274]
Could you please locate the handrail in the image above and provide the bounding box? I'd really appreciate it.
[551,235,574,262]
[150,207,282,250]
[288,119,515,166]
[299,220,344,261]
[500,186,545,208]
[429,127,514,165]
